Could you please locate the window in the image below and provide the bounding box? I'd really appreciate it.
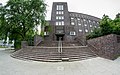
[97,22,99,24]
[70,31,76,35]
[83,19,86,21]
[56,22,59,25]
[56,11,64,14]
[71,22,75,25]
[44,32,49,36]
[85,29,88,32]
[94,26,97,28]
[56,16,59,19]
[61,16,64,19]
[78,23,81,25]
[56,21,64,26]
[93,21,96,23]
[84,24,87,26]
[79,29,82,32]
[71,17,74,20]
[59,22,62,25]
[56,16,64,20]
[61,11,64,14]
[57,5,63,10]
[61,21,64,25]
[77,18,80,20]
[89,20,91,22]
[91,30,93,32]
[90,25,92,27]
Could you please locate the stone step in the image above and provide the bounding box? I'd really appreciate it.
[11,46,97,62]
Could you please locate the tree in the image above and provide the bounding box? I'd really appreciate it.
[112,13,120,35]
[86,13,120,40]
[0,0,47,48]
[99,14,113,35]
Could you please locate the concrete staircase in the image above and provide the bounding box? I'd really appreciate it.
[11,46,97,62]
[38,41,83,47]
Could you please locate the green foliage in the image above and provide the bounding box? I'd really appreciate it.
[40,31,44,37]
[86,28,102,40]
[0,0,47,49]
[100,15,113,35]
[86,13,120,40]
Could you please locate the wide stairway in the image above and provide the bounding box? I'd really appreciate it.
[11,38,97,62]
[11,46,97,62]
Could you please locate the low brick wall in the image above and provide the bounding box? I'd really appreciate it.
[87,34,120,60]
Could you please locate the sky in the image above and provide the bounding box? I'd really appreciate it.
[1,0,120,20]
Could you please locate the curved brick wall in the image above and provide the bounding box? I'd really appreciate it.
[87,34,120,59]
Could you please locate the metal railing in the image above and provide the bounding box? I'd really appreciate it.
[58,37,62,53]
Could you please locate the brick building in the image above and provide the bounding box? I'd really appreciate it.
[44,2,101,42]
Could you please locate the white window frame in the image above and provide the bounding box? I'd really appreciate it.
[61,21,64,25]
[71,17,74,20]
[56,22,59,25]
[91,30,93,32]
[84,24,87,26]
[79,29,82,32]
[71,22,75,25]
[70,31,76,35]
[90,25,92,27]
[85,29,88,32]
[78,23,81,25]
[56,5,64,10]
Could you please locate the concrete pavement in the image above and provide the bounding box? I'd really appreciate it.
[0,49,120,75]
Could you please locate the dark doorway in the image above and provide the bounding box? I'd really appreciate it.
[56,35,64,41]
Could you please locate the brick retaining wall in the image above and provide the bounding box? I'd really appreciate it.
[87,34,120,60]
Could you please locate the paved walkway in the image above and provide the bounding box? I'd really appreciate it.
[0,48,120,75]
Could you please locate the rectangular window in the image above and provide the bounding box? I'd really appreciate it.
[56,5,64,10]
[56,16,64,20]
[71,22,75,25]
[56,22,59,25]
[56,11,59,14]
[84,24,87,26]
[61,21,64,25]
[56,16,59,19]
[56,21,64,26]
[77,18,80,20]
[79,29,82,32]
[56,11,64,14]
[61,11,64,14]
[91,30,93,32]
[70,31,76,35]
[78,23,81,25]
[85,29,88,32]
[90,25,92,27]
[71,17,74,20]
[44,32,49,36]
[94,26,97,28]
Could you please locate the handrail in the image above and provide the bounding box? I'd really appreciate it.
[58,37,62,53]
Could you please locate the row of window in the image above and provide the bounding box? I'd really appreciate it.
[79,29,93,33]
[71,22,98,28]
[44,30,93,36]
[56,16,64,20]
[70,29,93,36]
[56,5,64,10]
[56,11,64,14]
[56,21,64,26]
[71,17,99,24]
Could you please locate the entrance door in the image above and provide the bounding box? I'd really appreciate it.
[56,35,64,41]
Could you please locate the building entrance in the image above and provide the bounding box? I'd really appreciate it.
[56,35,64,41]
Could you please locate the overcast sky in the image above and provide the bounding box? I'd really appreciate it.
[1,0,120,20]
